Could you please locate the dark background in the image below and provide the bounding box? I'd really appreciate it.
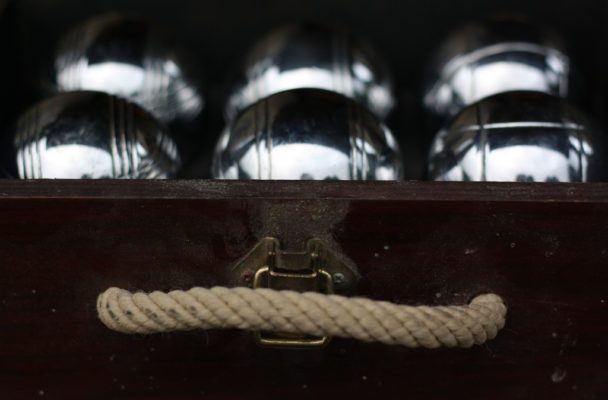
[0,0,607,179]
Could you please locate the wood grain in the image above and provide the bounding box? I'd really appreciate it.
[0,180,607,399]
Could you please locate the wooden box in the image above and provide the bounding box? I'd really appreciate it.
[1,1,607,399]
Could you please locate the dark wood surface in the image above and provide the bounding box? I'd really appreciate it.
[1,180,607,399]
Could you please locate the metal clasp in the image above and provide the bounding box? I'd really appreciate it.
[230,237,359,349]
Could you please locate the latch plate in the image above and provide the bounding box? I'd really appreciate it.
[230,237,359,348]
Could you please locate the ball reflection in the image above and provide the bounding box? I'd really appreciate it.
[428,92,606,182]
[47,13,204,127]
[12,91,181,179]
[424,17,570,121]
[226,23,395,121]
[213,89,402,180]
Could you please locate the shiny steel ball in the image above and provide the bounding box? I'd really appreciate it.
[11,91,181,179]
[424,17,571,121]
[428,91,606,182]
[47,13,204,127]
[213,89,402,180]
[225,23,395,121]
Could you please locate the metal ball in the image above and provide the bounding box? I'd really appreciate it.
[213,89,402,180]
[11,91,181,179]
[423,17,571,121]
[225,23,395,121]
[47,13,204,127]
[428,91,607,182]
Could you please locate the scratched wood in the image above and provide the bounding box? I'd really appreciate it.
[0,180,607,399]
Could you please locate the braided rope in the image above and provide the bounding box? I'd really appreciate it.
[97,287,506,348]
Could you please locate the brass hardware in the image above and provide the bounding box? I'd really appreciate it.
[230,237,359,349]
[252,266,333,348]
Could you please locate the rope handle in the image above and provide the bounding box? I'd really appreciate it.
[97,286,506,348]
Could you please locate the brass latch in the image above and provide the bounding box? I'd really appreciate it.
[231,237,359,348]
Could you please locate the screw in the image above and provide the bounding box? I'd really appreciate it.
[241,270,254,283]
[333,273,345,284]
